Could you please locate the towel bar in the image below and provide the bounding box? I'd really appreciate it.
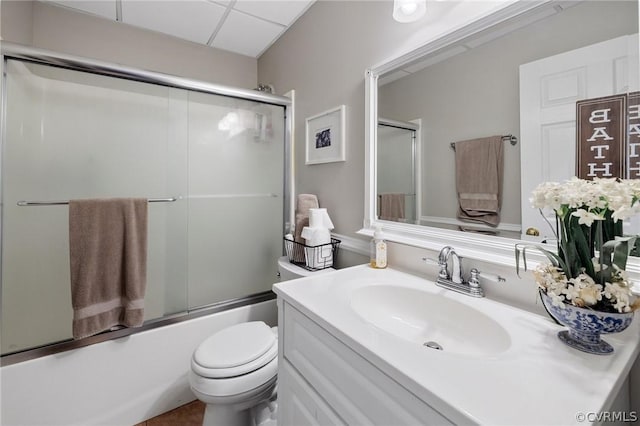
[450,135,517,150]
[377,193,415,197]
[16,197,178,206]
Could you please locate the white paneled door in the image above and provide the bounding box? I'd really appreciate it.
[519,34,638,242]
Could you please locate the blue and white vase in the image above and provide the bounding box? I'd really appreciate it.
[540,291,634,355]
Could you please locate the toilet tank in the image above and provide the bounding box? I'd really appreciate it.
[277,256,335,281]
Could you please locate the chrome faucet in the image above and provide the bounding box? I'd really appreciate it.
[438,246,463,284]
[424,246,505,298]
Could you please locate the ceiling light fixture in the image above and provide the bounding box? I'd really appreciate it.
[393,0,427,23]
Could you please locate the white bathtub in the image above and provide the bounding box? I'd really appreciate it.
[0,299,277,426]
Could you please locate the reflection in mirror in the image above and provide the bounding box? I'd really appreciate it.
[374,0,638,245]
[376,118,419,224]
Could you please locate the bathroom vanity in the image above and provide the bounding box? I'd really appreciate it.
[273,265,640,425]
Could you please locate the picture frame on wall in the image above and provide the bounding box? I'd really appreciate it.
[305,105,346,165]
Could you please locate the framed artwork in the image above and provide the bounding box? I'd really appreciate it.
[305,105,346,165]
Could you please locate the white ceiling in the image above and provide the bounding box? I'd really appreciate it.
[43,0,315,58]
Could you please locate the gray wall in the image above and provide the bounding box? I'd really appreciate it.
[0,0,34,45]
[1,1,257,89]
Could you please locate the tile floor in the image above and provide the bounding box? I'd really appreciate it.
[135,400,205,426]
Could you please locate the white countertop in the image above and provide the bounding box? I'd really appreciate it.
[273,265,640,425]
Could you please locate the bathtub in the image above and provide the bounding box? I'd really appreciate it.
[0,299,277,426]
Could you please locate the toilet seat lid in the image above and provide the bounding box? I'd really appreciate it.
[193,322,276,371]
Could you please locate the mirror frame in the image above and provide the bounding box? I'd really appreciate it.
[359,0,640,278]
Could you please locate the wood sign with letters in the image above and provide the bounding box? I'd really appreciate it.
[576,94,627,179]
[628,92,640,178]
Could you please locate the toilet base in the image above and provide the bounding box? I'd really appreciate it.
[203,403,251,426]
[200,379,277,426]
[250,396,278,426]
[202,397,278,426]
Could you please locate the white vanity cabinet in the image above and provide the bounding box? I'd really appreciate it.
[277,299,453,426]
[273,266,640,425]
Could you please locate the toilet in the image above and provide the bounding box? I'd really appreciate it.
[189,256,335,426]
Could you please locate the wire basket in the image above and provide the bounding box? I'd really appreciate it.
[284,237,341,271]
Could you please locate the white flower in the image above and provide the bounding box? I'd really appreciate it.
[604,281,633,313]
[569,274,602,306]
[612,205,633,222]
[578,284,602,306]
[562,284,580,301]
[532,264,567,291]
[571,209,602,226]
[530,177,640,221]
[549,292,566,308]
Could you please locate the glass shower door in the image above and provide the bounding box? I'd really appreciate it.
[186,92,285,308]
[1,60,190,354]
[377,123,417,224]
[1,58,287,355]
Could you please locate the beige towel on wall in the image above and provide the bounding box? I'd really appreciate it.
[294,194,319,242]
[379,193,405,221]
[293,194,319,262]
[454,136,504,227]
[69,198,148,339]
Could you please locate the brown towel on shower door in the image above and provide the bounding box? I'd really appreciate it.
[454,136,504,227]
[69,198,148,339]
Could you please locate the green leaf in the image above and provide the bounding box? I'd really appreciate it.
[515,243,567,278]
[593,210,624,251]
[569,216,595,278]
[562,237,581,279]
[603,236,636,271]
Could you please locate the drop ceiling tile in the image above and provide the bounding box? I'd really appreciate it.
[212,10,284,57]
[48,0,117,20]
[232,0,314,26]
[121,0,226,45]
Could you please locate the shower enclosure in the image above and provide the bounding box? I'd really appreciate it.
[376,118,419,224]
[0,44,291,357]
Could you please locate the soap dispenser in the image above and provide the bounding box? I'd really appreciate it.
[370,225,387,269]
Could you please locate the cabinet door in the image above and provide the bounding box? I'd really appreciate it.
[283,302,453,425]
[278,361,346,426]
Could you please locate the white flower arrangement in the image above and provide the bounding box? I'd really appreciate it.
[530,177,640,223]
[517,177,640,314]
[532,263,637,313]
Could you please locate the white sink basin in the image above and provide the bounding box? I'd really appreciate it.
[350,285,511,357]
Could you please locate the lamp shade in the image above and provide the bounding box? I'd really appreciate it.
[393,0,426,23]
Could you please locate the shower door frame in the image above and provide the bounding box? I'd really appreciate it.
[377,117,421,224]
[0,42,294,365]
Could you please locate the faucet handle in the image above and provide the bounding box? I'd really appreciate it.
[469,268,505,286]
[422,257,448,280]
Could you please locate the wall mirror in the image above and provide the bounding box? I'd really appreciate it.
[363,0,639,267]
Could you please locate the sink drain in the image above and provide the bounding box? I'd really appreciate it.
[423,341,443,351]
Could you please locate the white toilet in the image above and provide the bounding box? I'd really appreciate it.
[189,256,335,426]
